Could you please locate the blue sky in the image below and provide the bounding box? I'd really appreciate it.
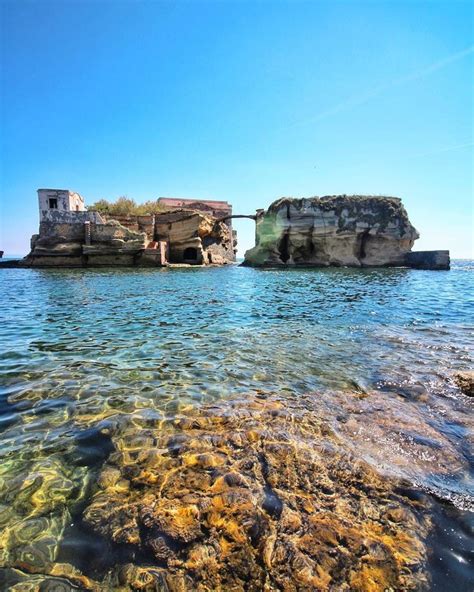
[1,0,472,257]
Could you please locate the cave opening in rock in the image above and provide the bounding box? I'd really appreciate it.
[278,232,290,263]
[358,230,370,260]
[183,247,198,262]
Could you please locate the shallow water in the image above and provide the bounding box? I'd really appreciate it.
[0,261,473,590]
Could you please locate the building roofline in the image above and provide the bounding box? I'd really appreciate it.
[157,197,230,206]
[37,188,83,194]
[37,188,71,192]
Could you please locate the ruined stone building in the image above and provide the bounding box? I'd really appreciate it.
[38,188,86,216]
[24,189,236,267]
[157,197,232,220]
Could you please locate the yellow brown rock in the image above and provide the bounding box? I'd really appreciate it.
[82,394,434,591]
[453,371,474,396]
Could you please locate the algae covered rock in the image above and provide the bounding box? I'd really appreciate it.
[3,385,465,590]
[0,455,90,584]
[244,195,419,267]
[454,371,474,396]
[82,394,432,591]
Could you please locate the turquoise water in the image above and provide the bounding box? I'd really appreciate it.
[0,262,473,589]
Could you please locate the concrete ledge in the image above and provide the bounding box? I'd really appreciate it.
[405,250,450,270]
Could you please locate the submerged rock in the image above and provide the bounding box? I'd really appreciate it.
[0,456,90,583]
[454,371,474,397]
[82,394,433,591]
[244,195,419,267]
[4,387,469,590]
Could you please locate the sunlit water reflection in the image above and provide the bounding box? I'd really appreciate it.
[0,262,473,589]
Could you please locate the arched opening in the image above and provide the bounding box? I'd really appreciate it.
[183,247,198,262]
[232,217,258,262]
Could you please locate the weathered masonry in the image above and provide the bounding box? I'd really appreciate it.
[22,189,236,267]
[38,189,87,218]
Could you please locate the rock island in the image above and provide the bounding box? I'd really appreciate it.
[244,195,449,269]
[1,189,449,269]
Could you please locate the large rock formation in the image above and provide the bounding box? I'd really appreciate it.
[244,196,420,268]
[20,210,234,267]
[154,210,235,265]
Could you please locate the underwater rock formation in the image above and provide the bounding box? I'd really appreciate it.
[244,196,420,267]
[0,455,89,584]
[2,383,472,590]
[80,394,432,591]
[454,371,474,397]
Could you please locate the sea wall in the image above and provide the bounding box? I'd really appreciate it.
[405,250,450,270]
[244,195,421,268]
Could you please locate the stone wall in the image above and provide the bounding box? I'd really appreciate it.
[30,221,85,256]
[84,221,147,255]
[38,209,105,224]
[25,219,147,266]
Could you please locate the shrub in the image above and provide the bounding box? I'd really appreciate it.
[88,196,168,216]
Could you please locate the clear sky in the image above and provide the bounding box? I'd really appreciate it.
[1,0,472,257]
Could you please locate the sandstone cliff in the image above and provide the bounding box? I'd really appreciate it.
[154,210,235,265]
[244,195,420,267]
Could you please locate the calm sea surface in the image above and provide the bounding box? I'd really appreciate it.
[0,261,473,589]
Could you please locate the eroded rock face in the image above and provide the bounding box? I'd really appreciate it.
[23,210,234,267]
[244,196,419,267]
[81,394,432,591]
[154,210,235,265]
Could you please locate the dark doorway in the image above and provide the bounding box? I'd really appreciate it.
[278,232,290,263]
[49,198,58,209]
[183,247,198,262]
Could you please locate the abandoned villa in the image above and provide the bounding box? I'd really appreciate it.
[24,189,238,267]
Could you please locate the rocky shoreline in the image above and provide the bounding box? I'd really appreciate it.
[2,386,471,591]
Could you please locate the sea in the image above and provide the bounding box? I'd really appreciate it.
[0,261,473,590]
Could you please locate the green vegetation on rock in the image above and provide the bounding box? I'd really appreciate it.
[88,196,169,216]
